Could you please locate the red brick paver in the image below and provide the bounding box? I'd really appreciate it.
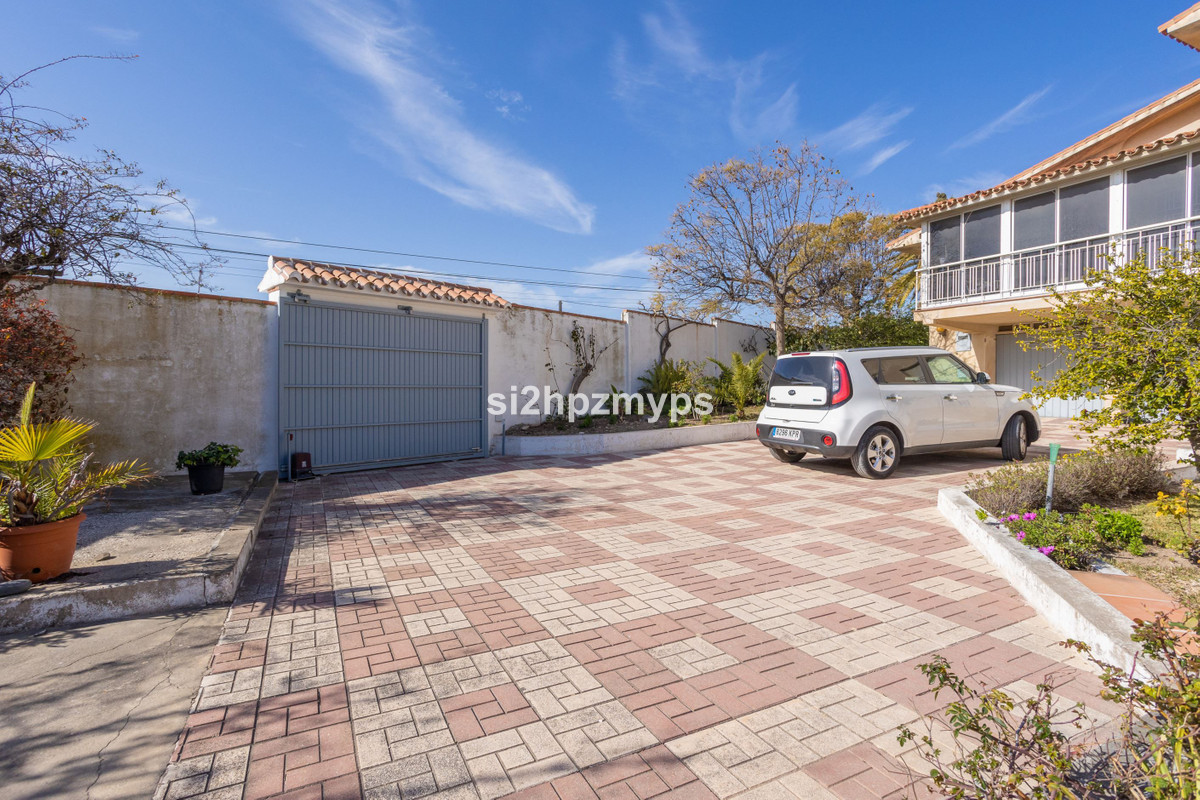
[158,440,1115,799]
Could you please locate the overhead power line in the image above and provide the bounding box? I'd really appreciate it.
[176,243,656,295]
[164,225,657,283]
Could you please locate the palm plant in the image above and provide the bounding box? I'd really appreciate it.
[708,352,767,416]
[0,383,147,527]
[637,359,691,398]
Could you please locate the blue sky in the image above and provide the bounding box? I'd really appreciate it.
[5,1,1194,321]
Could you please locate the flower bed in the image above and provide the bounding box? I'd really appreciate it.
[969,449,1199,605]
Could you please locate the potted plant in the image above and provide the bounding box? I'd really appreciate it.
[0,384,148,583]
[176,442,243,495]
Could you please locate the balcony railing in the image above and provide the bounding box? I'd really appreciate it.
[916,217,1200,309]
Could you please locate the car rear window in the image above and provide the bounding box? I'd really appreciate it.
[861,356,927,384]
[770,356,834,389]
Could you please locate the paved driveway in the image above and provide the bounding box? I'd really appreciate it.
[158,440,1110,800]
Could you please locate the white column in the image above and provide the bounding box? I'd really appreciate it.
[1000,199,1014,294]
[1109,171,1125,267]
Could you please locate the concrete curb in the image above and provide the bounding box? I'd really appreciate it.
[938,487,1151,678]
[0,473,277,634]
[503,421,756,456]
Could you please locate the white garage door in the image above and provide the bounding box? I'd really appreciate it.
[996,333,1103,418]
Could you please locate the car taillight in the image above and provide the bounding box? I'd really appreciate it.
[831,358,852,406]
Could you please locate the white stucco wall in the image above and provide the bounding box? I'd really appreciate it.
[38,275,772,472]
[39,280,277,473]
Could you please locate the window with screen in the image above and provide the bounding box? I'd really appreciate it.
[1127,157,1186,228]
[862,356,927,384]
[925,355,974,384]
[1059,177,1109,240]
[963,205,1001,259]
[1192,153,1200,217]
[1013,191,1055,249]
[929,217,961,265]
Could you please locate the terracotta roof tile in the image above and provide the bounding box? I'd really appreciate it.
[268,256,509,307]
[894,128,1200,223]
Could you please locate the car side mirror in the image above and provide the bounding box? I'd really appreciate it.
[976,371,991,384]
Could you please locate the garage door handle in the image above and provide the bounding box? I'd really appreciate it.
[944,394,959,401]
[885,394,902,401]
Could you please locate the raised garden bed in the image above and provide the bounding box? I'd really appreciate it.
[507,406,761,436]
[502,420,757,457]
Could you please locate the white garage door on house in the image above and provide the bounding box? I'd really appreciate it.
[996,332,1103,419]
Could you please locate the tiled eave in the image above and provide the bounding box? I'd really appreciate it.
[895,129,1200,224]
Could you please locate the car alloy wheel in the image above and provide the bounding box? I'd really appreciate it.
[868,434,896,471]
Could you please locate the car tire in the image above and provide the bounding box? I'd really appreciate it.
[769,448,806,464]
[1001,414,1028,461]
[852,425,900,479]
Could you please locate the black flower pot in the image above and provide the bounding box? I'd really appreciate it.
[187,464,226,495]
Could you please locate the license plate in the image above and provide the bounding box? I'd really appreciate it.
[772,427,802,441]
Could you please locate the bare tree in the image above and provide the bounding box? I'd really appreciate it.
[545,321,618,397]
[1,58,220,294]
[640,293,706,367]
[648,142,856,353]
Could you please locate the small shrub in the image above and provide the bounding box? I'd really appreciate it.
[968,447,1170,516]
[1083,505,1145,556]
[0,290,82,424]
[1154,479,1200,560]
[577,415,594,429]
[606,414,617,425]
[176,442,243,469]
[999,510,1100,570]
[899,611,1200,798]
[701,414,712,425]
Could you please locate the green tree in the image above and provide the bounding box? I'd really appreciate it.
[648,142,856,354]
[1,58,218,294]
[818,211,918,321]
[1019,249,1200,461]
[783,310,927,353]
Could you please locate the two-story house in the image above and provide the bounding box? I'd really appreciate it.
[893,4,1200,417]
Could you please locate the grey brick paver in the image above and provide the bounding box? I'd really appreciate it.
[159,439,1116,800]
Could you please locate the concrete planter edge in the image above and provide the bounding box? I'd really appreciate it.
[502,420,758,456]
[938,487,1152,679]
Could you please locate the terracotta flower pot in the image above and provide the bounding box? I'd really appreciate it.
[0,513,86,584]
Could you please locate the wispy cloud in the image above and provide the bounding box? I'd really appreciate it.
[93,26,139,43]
[861,140,912,175]
[820,104,912,152]
[612,2,797,144]
[641,3,714,78]
[951,86,1052,150]
[285,0,594,234]
[922,170,1010,203]
[487,251,655,314]
[487,88,529,120]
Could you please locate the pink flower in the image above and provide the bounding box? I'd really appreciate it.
[1016,531,1026,541]
[1023,512,1038,521]
[1005,514,1020,522]
[1038,546,1056,556]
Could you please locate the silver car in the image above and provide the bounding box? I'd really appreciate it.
[755,346,1040,478]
